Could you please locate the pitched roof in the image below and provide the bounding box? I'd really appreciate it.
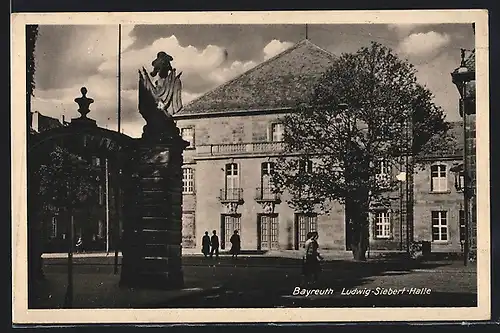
[30,111,64,133]
[464,50,475,72]
[176,39,337,116]
[418,121,464,159]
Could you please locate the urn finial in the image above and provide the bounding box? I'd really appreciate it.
[75,86,94,118]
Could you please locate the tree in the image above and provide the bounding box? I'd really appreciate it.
[36,145,100,213]
[272,42,451,261]
[28,142,99,287]
[26,25,38,128]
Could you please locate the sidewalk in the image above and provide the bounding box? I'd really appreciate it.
[31,271,223,309]
[42,249,403,259]
[41,250,477,273]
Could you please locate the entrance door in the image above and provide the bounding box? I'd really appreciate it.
[294,213,318,250]
[221,214,241,250]
[258,214,279,250]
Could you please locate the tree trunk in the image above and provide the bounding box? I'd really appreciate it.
[347,198,370,261]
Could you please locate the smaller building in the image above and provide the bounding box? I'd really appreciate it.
[29,111,120,253]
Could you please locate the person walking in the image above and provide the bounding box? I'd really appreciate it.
[75,236,83,254]
[201,231,210,258]
[302,231,323,286]
[210,230,219,259]
[230,230,241,259]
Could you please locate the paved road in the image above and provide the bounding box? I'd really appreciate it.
[34,256,477,308]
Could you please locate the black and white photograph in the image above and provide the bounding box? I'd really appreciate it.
[11,10,490,323]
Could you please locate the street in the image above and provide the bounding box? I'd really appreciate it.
[31,255,477,309]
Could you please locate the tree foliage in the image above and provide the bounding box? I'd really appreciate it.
[27,25,38,98]
[272,42,452,259]
[36,145,100,213]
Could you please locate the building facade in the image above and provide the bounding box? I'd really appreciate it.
[30,111,120,253]
[174,40,466,254]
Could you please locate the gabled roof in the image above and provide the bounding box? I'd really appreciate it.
[418,121,464,159]
[176,39,337,116]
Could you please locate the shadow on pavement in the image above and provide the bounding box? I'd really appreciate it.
[30,255,477,309]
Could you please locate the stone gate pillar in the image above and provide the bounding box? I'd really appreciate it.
[119,52,187,289]
[120,140,186,288]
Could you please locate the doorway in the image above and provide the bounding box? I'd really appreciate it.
[220,214,241,250]
[258,214,279,251]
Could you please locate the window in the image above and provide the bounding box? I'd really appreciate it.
[261,162,275,199]
[92,157,100,167]
[271,123,284,142]
[225,163,240,200]
[374,211,391,238]
[98,185,103,205]
[376,159,391,176]
[431,164,448,192]
[296,213,318,249]
[431,211,448,242]
[375,159,391,187]
[261,162,275,176]
[51,216,57,238]
[182,168,194,193]
[299,159,313,173]
[459,210,466,242]
[181,127,195,148]
[98,220,104,239]
[457,172,465,192]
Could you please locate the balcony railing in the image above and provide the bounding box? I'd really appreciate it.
[218,188,244,203]
[196,141,284,156]
[254,187,281,203]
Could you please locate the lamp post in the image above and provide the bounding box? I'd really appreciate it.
[451,49,475,266]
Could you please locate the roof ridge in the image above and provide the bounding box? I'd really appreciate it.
[301,39,338,59]
[180,39,333,112]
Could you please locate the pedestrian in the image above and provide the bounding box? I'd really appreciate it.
[230,230,241,259]
[302,231,323,286]
[201,231,210,258]
[210,230,219,259]
[75,236,83,253]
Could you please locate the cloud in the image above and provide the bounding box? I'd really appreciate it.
[387,24,421,37]
[207,60,257,85]
[34,25,134,91]
[263,39,294,60]
[398,31,451,57]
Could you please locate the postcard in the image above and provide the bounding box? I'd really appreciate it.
[11,9,490,324]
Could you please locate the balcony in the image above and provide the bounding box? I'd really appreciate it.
[218,188,244,203]
[196,141,284,157]
[254,187,281,203]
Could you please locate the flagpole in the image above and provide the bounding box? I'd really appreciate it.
[118,24,122,133]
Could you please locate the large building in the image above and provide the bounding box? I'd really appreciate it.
[174,39,467,254]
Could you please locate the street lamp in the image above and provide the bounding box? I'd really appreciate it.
[451,48,475,266]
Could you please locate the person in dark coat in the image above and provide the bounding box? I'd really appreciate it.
[302,231,323,286]
[201,231,210,258]
[230,230,241,259]
[210,230,219,259]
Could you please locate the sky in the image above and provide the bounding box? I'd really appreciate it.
[32,23,475,138]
